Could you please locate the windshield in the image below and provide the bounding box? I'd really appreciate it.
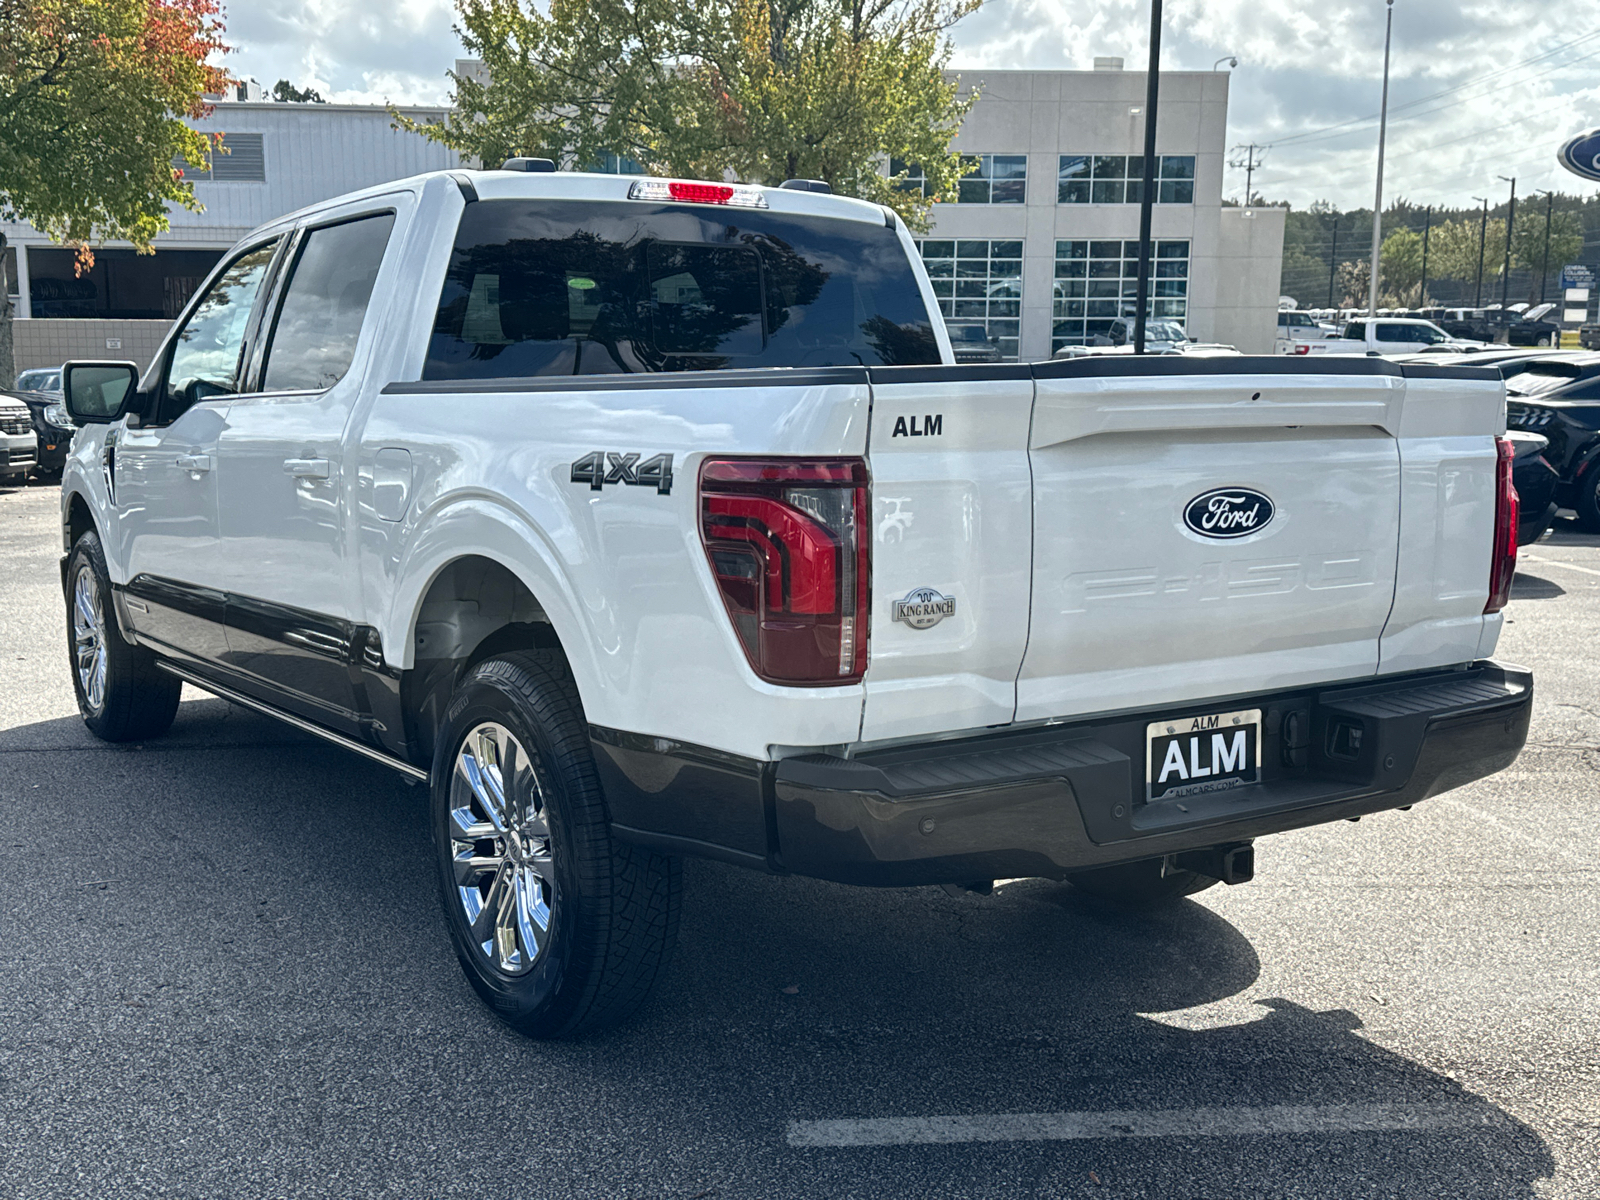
[1146,320,1187,341]
[948,325,989,343]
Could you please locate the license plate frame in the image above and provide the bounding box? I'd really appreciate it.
[1145,707,1262,803]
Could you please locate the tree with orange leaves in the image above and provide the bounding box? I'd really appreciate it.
[0,0,229,385]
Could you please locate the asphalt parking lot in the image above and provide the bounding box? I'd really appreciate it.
[1,476,1596,1199]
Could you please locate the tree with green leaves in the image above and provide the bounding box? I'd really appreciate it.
[273,79,325,104]
[0,0,229,385]
[1511,209,1583,301]
[394,0,980,230]
[1422,218,1507,298]
[1379,227,1424,303]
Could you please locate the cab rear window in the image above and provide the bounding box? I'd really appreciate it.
[424,199,938,377]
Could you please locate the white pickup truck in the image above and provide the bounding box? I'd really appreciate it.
[1301,317,1485,357]
[56,167,1531,1037]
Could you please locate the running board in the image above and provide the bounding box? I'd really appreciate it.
[156,661,429,782]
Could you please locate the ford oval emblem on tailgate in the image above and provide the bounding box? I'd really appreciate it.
[1184,487,1274,539]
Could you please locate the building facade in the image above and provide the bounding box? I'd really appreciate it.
[1,63,1284,372]
[919,65,1283,359]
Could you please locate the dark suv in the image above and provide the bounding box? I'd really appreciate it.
[946,322,1002,363]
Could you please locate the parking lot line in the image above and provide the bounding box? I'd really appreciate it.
[1520,553,1600,578]
[785,1102,1505,1147]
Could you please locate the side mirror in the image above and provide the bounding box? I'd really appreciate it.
[63,361,141,424]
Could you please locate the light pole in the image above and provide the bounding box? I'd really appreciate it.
[1473,196,1489,307]
[1327,213,1341,308]
[1132,0,1162,355]
[1368,0,1396,317]
[1497,174,1516,311]
[1536,189,1554,304]
[1419,205,1431,308]
[1213,55,1238,70]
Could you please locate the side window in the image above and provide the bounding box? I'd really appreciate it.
[1343,323,1366,340]
[260,213,396,392]
[163,241,278,419]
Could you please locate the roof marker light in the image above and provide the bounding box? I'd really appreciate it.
[628,179,769,208]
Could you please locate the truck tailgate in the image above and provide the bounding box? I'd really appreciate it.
[1017,363,1406,722]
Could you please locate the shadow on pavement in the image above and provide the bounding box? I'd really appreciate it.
[0,699,1555,1199]
[1511,571,1566,600]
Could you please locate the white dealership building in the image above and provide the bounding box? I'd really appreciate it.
[1,60,1283,371]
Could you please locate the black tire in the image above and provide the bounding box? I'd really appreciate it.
[1575,472,1600,533]
[431,650,681,1038]
[1065,857,1219,908]
[65,531,181,743]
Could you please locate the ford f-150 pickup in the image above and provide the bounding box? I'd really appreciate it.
[56,166,1531,1037]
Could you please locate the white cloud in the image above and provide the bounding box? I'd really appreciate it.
[950,0,1600,207]
[220,0,1600,206]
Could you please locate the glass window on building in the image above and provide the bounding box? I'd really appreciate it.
[956,155,1027,204]
[917,239,1023,358]
[589,151,645,174]
[28,247,226,320]
[1052,239,1189,351]
[1057,155,1195,204]
[890,159,932,199]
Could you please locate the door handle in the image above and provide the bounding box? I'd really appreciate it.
[175,454,213,473]
[283,458,332,479]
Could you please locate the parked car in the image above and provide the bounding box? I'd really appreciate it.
[1580,322,1599,351]
[6,388,74,476]
[1275,310,1334,354]
[15,367,63,394]
[1504,354,1600,529]
[1304,318,1484,356]
[946,322,1002,364]
[0,395,38,486]
[1501,305,1561,347]
[56,166,1532,1038]
[1088,317,1236,354]
[1506,431,1560,545]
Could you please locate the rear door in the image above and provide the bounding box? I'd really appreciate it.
[1017,358,1405,723]
[860,365,1035,742]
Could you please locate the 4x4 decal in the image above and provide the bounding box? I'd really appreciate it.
[570,451,674,495]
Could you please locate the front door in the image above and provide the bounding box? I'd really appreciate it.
[115,240,281,661]
[211,207,400,733]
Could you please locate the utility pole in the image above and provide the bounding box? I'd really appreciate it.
[1498,175,1516,310]
[1419,206,1431,308]
[1473,197,1489,307]
[1132,0,1162,355]
[1328,215,1340,309]
[1368,0,1396,317]
[1229,143,1265,206]
[1537,190,1555,304]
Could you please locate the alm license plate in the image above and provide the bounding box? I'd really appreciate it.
[1146,708,1261,802]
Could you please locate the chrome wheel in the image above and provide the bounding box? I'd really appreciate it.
[72,567,108,713]
[448,722,555,974]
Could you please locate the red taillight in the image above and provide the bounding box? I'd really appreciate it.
[1485,436,1518,614]
[700,457,869,685]
[627,179,768,208]
[1294,343,1312,355]
[670,182,734,204]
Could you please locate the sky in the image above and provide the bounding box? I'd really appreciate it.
[220,0,1600,211]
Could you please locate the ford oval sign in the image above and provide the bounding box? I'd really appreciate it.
[1558,128,1600,183]
[1184,487,1275,539]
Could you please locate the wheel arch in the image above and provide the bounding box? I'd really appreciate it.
[384,498,610,750]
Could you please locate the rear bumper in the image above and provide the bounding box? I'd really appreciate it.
[601,661,1532,886]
